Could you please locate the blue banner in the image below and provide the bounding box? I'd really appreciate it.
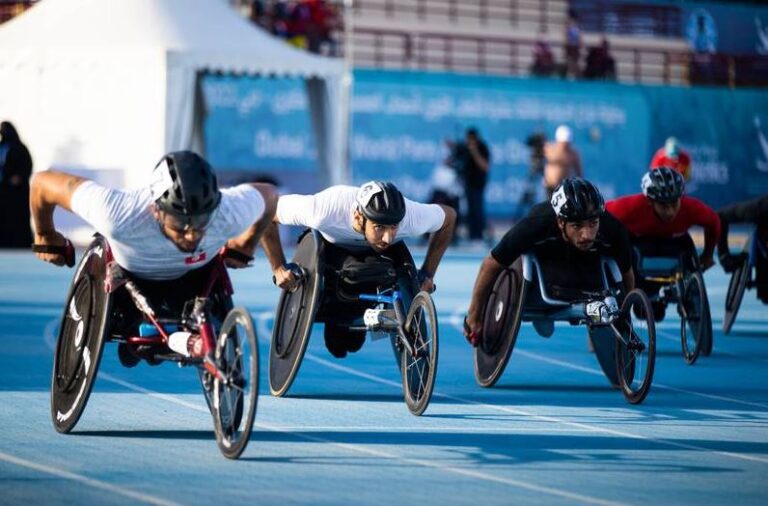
[201,69,768,215]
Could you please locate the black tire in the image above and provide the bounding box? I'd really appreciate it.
[474,267,527,388]
[401,292,439,416]
[680,272,706,365]
[51,237,111,433]
[723,258,750,335]
[269,231,322,397]
[212,307,259,460]
[392,265,419,371]
[614,289,656,404]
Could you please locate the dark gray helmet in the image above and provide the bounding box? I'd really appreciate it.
[642,167,685,203]
[551,177,605,222]
[355,181,406,225]
[151,151,221,217]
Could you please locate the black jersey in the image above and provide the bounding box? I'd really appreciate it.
[491,202,633,293]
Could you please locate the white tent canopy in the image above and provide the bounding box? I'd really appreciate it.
[0,0,346,188]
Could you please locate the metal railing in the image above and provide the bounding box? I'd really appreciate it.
[353,0,561,33]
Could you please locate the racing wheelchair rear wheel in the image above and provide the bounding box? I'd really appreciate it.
[474,266,527,388]
[402,292,439,416]
[212,307,259,460]
[269,230,322,397]
[51,237,112,433]
[614,289,656,404]
[723,257,750,335]
[680,272,706,365]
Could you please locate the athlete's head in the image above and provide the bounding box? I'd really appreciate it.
[150,151,221,253]
[353,181,406,252]
[555,125,572,144]
[551,177,605,251]
[664,137,680,159]
[642,167,684,223]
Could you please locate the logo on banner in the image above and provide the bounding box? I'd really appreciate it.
[185,252,207,265]
[756,17,768,55]
[756,116,768,173]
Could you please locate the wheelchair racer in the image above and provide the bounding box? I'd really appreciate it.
[463,178,635,345]
[30,150,277,365]
[605,167,720,319]
[261,181,456,358]
[717,194,768,303]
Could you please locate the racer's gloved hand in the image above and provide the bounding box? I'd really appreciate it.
[719,253,747,274]
[222,239,255,268]
[273,263,300,292]
[463,315,481,347]
[699,253,715,272]
[32,231,75,267]
[417,269,436,293]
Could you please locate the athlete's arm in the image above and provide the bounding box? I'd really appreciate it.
[688,197,721,270]
[419,205,457,292]
[224,183,278,268]
[464,254,506,341]
[29,170,88,266]
[717,196,768,258]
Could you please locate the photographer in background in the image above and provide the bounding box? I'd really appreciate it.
[450,128,491,245]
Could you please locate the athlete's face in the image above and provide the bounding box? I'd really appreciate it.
[651,199,681,223]
[365,220,400,252]
[153,208,210,253]
[559,217,600,251]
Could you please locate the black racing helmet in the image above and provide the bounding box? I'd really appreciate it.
[151,151,221,218]
[641,167,685,203]
[355,181,406,225]
[551,177,605,222]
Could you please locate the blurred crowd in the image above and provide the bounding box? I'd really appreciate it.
[247,0,342,56]
[530,11,616,81]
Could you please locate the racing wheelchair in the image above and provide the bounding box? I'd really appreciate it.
[474,253,656,404]
[44,235,259,459]
[724,229,766,334]
[268,230,439,416]
[633,237,713,364]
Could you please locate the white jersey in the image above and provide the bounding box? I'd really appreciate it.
[276,185,445,248]
[70,181,265,280]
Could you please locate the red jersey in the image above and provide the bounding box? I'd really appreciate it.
[606,194,721,256]
[650,147,692,181]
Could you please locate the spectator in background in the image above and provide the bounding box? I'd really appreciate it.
[515,130,547,219]
[530,40,556,78]
[689,13,716,84]
[564,10,582,79]
[650,137,692,181]
[583,37,616,80]
[0,121,33,248]
[452,128,491,244]
[544,125,582,199]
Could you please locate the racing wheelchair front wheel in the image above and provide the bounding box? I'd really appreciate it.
[614,289,656,405]
[401,292,439,416]
[680,272,706,365]
[51,238,111,433]
[212,307,259,460]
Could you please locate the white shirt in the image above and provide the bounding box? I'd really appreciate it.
[276,185,446,248]
[70,181,265,280]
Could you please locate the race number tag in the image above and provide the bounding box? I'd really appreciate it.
[356,181,383,207]
[150,158,175,201]
[551,186,567,215]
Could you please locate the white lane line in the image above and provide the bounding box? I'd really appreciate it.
[99,374,624,506]
[446,311,768,410]
[0,451,182,506]
[44,316,625,506]
[304,354,768,465]
[513,349,768,411]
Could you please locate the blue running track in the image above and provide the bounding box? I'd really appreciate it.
[1,249,767,505]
